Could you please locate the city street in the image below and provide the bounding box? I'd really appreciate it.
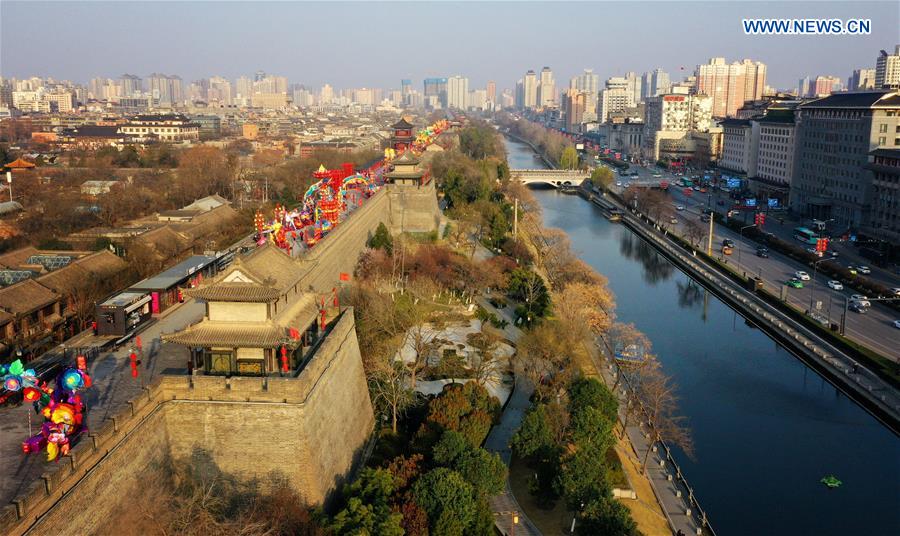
[0,299,202,506]
[599,161,900,362]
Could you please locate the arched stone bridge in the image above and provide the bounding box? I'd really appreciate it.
[511,169,590,188]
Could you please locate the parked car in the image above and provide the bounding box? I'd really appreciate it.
[857,265,871,274]
[827,280,843,290]
[794,271,811,281]
[849,302,868,314]
[787,278,804,289]
[756,246,769,258]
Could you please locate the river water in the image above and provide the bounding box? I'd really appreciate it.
[504,136,899,536]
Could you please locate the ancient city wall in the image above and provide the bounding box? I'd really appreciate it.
[2,311,373,536]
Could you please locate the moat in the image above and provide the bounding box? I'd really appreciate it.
[505,136,900,536]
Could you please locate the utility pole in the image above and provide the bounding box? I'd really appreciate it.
[706,214,714,256]
[5,171,11,203]
[513,198,518,240]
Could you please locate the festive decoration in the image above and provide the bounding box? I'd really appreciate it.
[22,366,91,462]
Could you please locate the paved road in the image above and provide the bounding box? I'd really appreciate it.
[599,162,900,362]
[0,299,203,505]
[663,187,900,362]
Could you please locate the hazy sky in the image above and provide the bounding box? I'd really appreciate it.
[2,1,897,91]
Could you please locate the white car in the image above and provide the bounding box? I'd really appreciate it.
[675,204,685,211]
[794,271,811,281]
[616,181,622,187]
[893,320,900,329]
[850,294,871,307]
[827,280,843,290]
[857,265,871,274]
[891,288,900,297]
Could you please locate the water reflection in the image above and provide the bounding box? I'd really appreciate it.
[618,232,675,284]
[676,280,705,310]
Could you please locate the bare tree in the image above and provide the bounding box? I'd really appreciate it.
[369,357,416,433]
[554,281,616,339]
[466,326,502,387]
[684,219,707,248]
[635,360,694,474]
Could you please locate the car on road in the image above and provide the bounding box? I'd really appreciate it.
[827,280,843,290]
[891,288,900,297]
[700,213,711,223]
[857,265,871,274]
[669,217,678,224]
[794,271,811,281]
[807,248,824,258]
[616,181,622,187]
[756,246,769,258]
[846,265,858,275]
[893,319,900,329]
[850,294,871,307]
[848,302,868,314]
[675,204,685,211]
[723,239,735,248]
[787,278,804,289]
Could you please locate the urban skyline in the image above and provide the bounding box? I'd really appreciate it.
[1,1,897,89]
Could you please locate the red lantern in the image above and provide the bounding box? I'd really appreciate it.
[76,354,86,371]
[280,346,289,373]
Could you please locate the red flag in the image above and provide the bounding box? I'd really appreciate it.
[339,272,350,281]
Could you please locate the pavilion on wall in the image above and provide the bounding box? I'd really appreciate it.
[163,245,325,376]
[390,117,416,152]
[385,150,425,186]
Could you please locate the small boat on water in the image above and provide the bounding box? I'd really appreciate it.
[559,185,578,195]
[607,209,622,222]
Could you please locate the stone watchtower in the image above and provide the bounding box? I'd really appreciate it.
[390,117,416,152]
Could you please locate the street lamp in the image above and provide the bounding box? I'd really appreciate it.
[5,171,11,203]
[808,258,831,316]
[737,224,755,265]
[512,512,519,536]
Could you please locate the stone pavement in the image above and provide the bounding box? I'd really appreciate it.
[0,299,203,505]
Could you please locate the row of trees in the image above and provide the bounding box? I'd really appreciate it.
[512,377,637,535]
[496,112,574,166]
[326,383,505,536]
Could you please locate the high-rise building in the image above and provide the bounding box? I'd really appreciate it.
[695,57,767,117]
[848,69,876,91]
[641,68,671,100]
[562,89,587,131]
[571,69,600,122]
[875,46,900,89]
[401,79,412,95]
[538,67,555,108]
[423,78,448,108]
[642,91,713,160]
[120,74,142,97]
[791,90,900,230]
[624,72,641,105]
[599,76,634,123]
[798,77,811,98]
[486,81,496,106]
[812,76,843,97]
[523,70,538,109]
[447,76,469,109]
[148,74,183,105]
[320,84,334,104]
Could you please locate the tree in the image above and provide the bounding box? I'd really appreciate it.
[634,361,693,474]
[568,377,618,423]
[370,222,394,254]
[433,431,507,497]
[554,442,609,510]
[554,281,616,338]
[559,146,580,170]
[578,496,638,536]
[514,321,576,401]
[684,218,707,248]
[327,468,404,536]
[412,468,478,535]
[506,268,551,323]
[418,382,500,449]
[370,359,416,433]
[590,167,614,190]
[466,327,502,387]
[510,403,565,461]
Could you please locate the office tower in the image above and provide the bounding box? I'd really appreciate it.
[798,77,811,97]
[401,79,412,95]
[147,74,183,105]
[598,76,634,123]
[515,80,524,109]
[792,90,899,230]
[695,57,767,117]
[486,81,496,106]
[562,89,587,131]
[523,70,537,109]
[208,76,233,104]
[848,69,876,91]
[538,67,555,108]
[624,72,641,104]
[875,46,900,88]
[642,68,670,100]
[423,77,448,108]
[447,76,469,109]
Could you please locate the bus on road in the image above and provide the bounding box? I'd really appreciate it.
[794,227,818,244]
